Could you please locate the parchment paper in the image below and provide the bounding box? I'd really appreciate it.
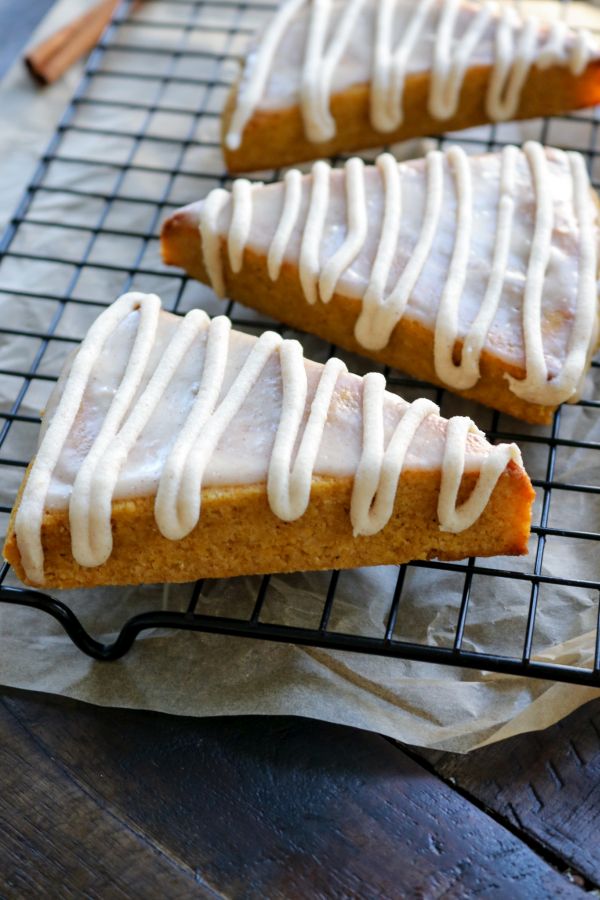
[1,0,600,754]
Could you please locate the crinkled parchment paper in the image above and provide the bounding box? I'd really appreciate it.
[1,0,600,753]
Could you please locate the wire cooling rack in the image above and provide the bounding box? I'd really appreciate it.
[1,0,600,685]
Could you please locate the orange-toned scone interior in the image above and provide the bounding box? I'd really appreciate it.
[161,221,548,423]
[223,61,600,173]
[162,215,595,426]
[161,145,600,426]
[2,294,534,590]
[3,464,533,591]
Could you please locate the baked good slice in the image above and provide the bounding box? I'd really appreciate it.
[222,0,600,173]
[161,142,600,425]
[3,292,533,589]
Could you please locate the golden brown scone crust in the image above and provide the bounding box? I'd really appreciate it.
[161,205,600,424]
[3,460,534,589]
[221,62,600,173]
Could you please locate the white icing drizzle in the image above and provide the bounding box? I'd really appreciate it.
[487,8,538,121]
[350,373,521,539]
[571,28,594,76]
[155,315,231,541]
[224,0,596,149]
[356,150,444,350]
[537,18,568,70]
[268,347,347,521]
[433,145,474,385]
[437,144,518,391]
[429,0,494,121]
[14,293,521,584]
[157,329,283,543]
[301,0,367,142]
[350,374,439,537]
[69,296,165,569]
[355,153,402,334]
[437,415,520,533]
[506,142,599,404]
[197,142,598,409]
[199,188,229,297]
[225,0,305,151]
[299,159,330,305]
[371,0,435,132]
[14,292,162,584]
[73,308,213,567]
[319,157,367,303]
[267,168,303,280]
[228,179,254,273]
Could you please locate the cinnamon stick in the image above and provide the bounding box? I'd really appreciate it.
[25,0,122,86]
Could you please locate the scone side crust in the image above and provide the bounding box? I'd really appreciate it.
[9,293,533,586]
[222,61,600,173]
[3,463,534,590]
[161,216,566,425]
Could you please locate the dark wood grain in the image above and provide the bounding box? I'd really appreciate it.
[418,697,600,889]
[0,688,586,899]
[0,694,204,897]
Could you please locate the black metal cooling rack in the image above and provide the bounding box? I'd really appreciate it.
[1,0,600,685]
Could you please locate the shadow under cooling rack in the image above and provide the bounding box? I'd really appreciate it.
[1,0,600,685]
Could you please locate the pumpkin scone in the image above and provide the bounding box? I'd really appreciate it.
[3,292,534,590]
[222,0,600,173]
[161,142,600,425]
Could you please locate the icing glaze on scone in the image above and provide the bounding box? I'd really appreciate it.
[196,143,599,407]
[15,293,521,582]
[225,0,598,150]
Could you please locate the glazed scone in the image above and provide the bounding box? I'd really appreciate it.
[3,292,534,590]
[161,143,600,425]
[222,0,600,173]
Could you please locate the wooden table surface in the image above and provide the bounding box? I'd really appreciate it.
[2,687,600,897]
[2,3,600,898]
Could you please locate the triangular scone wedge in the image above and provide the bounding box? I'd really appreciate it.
[161,143,600,425]
[222,0,600,172]
[3,292,533,590]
